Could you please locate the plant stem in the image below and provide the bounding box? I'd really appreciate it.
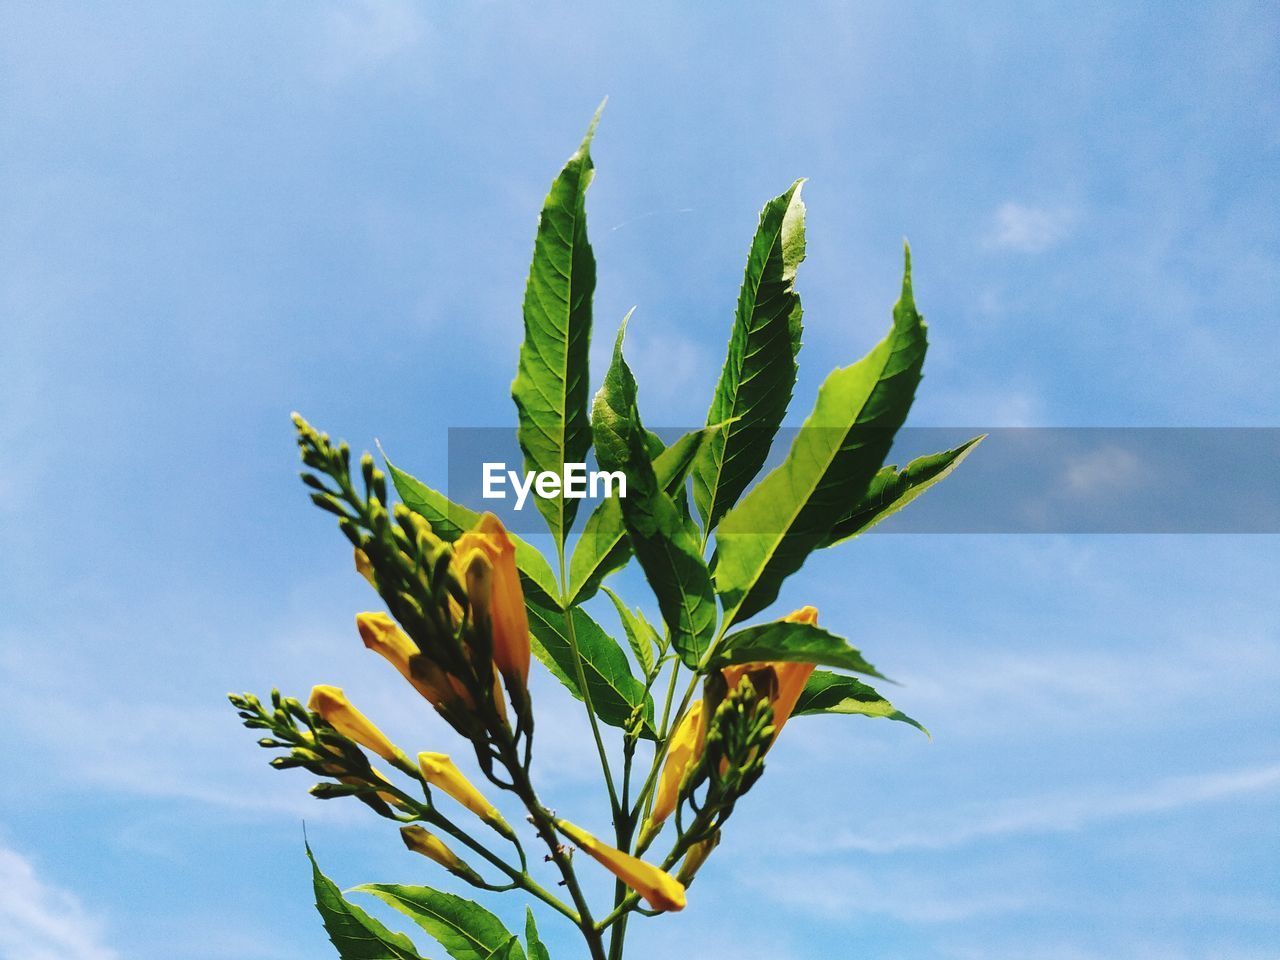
[656,658,682,739]
[606,910,630,960]
[597,805,712,932]
[374,775,580,924]
[556,539,622,818]
[608,743,638,960]
[502,739,608,960]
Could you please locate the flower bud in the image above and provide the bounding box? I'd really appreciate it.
[452,513,530,689]
[309,782,364,799]
[353,548,376,587]
[676,832,720,887]
[307,685,404,764]
[556,819,686,913]
[638,699,707,848]
[399,826,484,884]
[355,612,467,710]
[417,752,513,837]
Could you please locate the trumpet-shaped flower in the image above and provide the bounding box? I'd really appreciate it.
[355,612,470,709]
[399,825,481,883]
[417,752,513,836]
[400,825,462,868]
[452,513,530,687]
[307,685,404,764]
[720,605,819,739]
[556,819,686,913]
[638,699,707,848]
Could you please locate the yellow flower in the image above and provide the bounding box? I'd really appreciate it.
[417,752,512,836]
[461,547,493,628]
[307,685,404,764]
[676,832,720,887]
[556,819,686,913]
[720,605,819,739]
[401,826,485,885]
[355,612,471,710]
[637,699,707,848]
[453,513,530,687]
[400,825,462,868]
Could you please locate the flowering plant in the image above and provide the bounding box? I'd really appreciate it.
[230,108,979,960]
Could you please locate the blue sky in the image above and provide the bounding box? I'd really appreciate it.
[1,2,1277,959]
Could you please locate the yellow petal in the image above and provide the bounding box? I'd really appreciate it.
[649,700,707,826]
[356,612,461,709]
[768,660,815,734]
[400,825,464,871]
[462,548,493,628]
[676,832,720,886]
[307,685,403,763]
[771,606,819,732]
[353,548,376,587]
[718,606,820,739]
[417,752,507,830]
[557,819,686,912]
[784,605,819,626]
[454,513,530,685]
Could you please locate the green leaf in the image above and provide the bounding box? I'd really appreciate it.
[511,107,602,546]
[355,884,523,960]
[714,619,887,681]
[524,910,551,960]
[526,601,655,738]
[602,586,658,677]
[713,247,927,627]
[482,939,522,960]
[693,181,807,533]
[566,426,714,606]
[383,452,561,609]
[822,436,984,546]
[794,669,928,735]
[307,845,425,960]
[591,318,717,668]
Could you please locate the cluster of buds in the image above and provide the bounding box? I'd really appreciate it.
[228,688,409,819]
[292,414,532,771]
[230,684,518,889]
[636,607,820,881]
[227,418,546,891]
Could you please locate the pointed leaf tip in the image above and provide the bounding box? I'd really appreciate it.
[617,306,636,341]
[580,98,607,153]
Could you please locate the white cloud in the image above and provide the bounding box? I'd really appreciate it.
[822,762,1280,855]
[0,843,117,960]
[1062,444,1142,494]
[754,860,1035,924]
[987,202,1077,253]
[892,623,1280,739]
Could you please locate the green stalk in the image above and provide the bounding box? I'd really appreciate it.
[556,537,622,817]
[356,768,580,924]
[501,736,608,960]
